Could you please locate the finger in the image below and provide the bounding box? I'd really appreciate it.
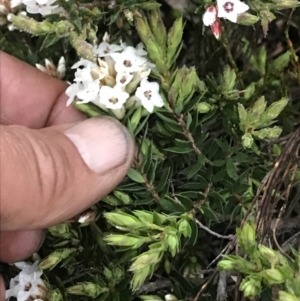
[0,117,135,230]
[0,51,86,128]
[0,230,44,263]
[0,276,4,301]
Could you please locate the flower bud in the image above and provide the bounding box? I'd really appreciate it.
[259,269,286,285]
[258,245,278,263]
[39,248,77,270]
[178,219,192,237]
[104,234,144,249]
[197,102,213,113]
[242,133,254,148]
[240,276,261,299]
[67,282,109,298]
[48,223,70,238]
[210,18,222,40]
[104,211,146,231]
[48,289,63,301]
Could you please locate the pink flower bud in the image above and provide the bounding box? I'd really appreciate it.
[210,18,222,40]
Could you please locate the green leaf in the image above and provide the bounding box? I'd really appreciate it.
[159,196,186,213]
[127,168,145,183]
[156,167,171,193]
[226,159,238,180]
[164,146,193,154]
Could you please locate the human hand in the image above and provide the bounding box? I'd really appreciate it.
[0,52,135,299]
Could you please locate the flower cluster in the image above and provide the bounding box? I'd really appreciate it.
[10,0,60,16]
[66,33,164,119]
[36,57,66,79]
[6,261,47,301]
[203,0,249,39]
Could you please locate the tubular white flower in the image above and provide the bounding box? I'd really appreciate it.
[57,56,66,79]
[76,81,100,103]
[135,42,147,57]
[5,261,47,301]
[116,72,133,88]
[66,82,82,106]
[99,85,129,110]
[203,5,217,26]
[94,42,123,57]
[90,58,109,80]
[22,0,58,15]
[217,0,249,23]
[135,78,164,113]
[71,58,95,69]
[110,46,147,74]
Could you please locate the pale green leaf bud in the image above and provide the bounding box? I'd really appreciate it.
[39,248,77,270]
[259,269,286,285]
[238,103,248,132]
[104,211,146,230]
[243,83,256,100]
[167,17,184,67]
[48,223,70,238]
[252,126,282,140]
[67,282,108,298]
[178,219,192,237]
[242,133,254,148]
[258,245,278,263]
[166,233,179,257]
[272,51,291,72]
[104,234,144,249]
[134,210,154,224]
[252,96,267,115]
[197,102,213,114]
[131,265,152,291]
[239,276,261,299]
[278,291,299,301]
[275,0,300,10]
[113,190,132,205]
[48,289,63,301]
[237,13,260,26]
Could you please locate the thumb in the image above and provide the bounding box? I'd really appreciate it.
[0,117,135,231]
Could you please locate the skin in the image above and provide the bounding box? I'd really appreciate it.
[0,51,135,300]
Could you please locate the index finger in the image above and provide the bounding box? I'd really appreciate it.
[0,51,86,128]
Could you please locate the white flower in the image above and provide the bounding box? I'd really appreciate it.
[91,58,109,80]
[94,42,123,57]
[73,66,94,83]
[99,85,129,110]
[22,0,58,15]
[5,261,47,301]
[76,81,100,103]
[203,5,217,26]
[135,78,164,113]
[111,46,147,74]
[135,43,147,57]
[66,82,82,106]
[11,0,23,8]
[217,0,249,23]
[116,72,133,88]
[71,58,95,69]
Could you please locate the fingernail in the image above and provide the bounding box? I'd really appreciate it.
[64,117,131,175]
